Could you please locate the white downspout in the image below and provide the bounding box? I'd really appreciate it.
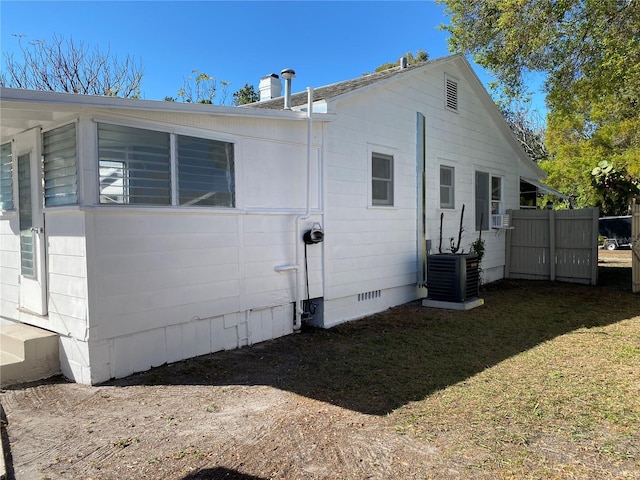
[293,86,314,330]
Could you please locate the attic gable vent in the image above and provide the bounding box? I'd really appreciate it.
[445,75,458,112]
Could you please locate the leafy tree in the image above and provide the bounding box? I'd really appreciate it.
[174,70,230,104]
[373,50,429,73]
[440,0,640,212]
[1,34,143,98]
[233,83,259,106]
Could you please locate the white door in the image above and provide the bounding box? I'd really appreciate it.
[15,128,48,315]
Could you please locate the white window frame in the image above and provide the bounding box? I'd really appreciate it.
[475,171,504,231]
[491,175,503,216]
[439,164,455,209]
[368,144,396,207]
[42,122,79,206]
[0,142,13,210]
[96,120,236,208]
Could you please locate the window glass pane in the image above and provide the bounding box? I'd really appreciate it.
[0,142,13,209]
[43,123,78,206]
[492,176,502,200]
[475,171,489,230]
[177,135,235,207]
[372,153,393,206]
[440,166,454,208]
[372,155,391,178]
[491,176,502,214]
[98,123,170,205]
[18,154,34,277]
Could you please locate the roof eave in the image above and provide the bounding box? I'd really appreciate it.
[0,87,319,121]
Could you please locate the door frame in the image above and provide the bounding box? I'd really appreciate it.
[15,127,48,316]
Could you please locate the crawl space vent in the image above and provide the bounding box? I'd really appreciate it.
[358,290,381,302]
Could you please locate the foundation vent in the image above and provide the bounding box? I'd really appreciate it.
[358,290,381,302]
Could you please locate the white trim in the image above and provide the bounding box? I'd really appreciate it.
[91,115,238,144]
[439,163,455,209]
[0,87,314,121]
[367,143,397,208]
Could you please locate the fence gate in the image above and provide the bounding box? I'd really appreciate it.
[505,208,599,285]
[633,199,640,293]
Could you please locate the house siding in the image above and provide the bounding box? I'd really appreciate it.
[322,77,422,326]
[76,112,322,383]
[0,56,546,384]
[0,212,20,319]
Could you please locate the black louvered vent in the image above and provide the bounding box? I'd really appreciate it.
[445,78,458,111]
[427,254,479,302]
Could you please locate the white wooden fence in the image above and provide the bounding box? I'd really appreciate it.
[505,208,599,285]
[633,199,640,293]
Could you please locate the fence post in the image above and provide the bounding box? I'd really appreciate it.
[505,209,513,279]
[590,208,599,285]
[549,209,556,281]
[633,199,640,293]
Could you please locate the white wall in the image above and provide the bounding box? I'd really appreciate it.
[0,212,19,319]
[321,59,528,326]
[75,112,323,383]
[422,62,523,283]
[322,78,424,326]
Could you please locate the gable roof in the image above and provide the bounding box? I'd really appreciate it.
[247,56,450,110]
[248,54,545,179]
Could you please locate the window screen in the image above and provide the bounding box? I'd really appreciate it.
[98,123,171,205]
[475,171,489,231]
[177,135,235,207]
[440,165,454,209]
[491,176,503,214]
[43,123,78,206]
[372,153,393,206]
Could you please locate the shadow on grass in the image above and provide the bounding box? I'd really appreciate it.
[107,265,638,416]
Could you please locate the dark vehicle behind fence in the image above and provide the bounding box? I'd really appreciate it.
[599,215,632,250]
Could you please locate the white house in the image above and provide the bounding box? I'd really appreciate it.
[0,54,547,385]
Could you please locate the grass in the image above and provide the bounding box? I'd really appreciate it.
[117,258,639,478]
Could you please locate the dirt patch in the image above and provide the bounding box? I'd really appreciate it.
[1,258,637,480]
[1,369,440,480]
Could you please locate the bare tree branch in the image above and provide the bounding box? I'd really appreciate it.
[1,34,143,98]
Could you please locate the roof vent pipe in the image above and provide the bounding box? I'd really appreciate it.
[400,56,408,69]
[281,68,295,110]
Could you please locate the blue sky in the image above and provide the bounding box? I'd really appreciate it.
[0,1,545,109]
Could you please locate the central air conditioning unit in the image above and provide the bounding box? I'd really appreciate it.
[426,253,480,303]
[491,213,511,229]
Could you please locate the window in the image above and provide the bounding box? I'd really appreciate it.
[371,152,393,206]
[98,123,171,205]
[475,171,503,230]
[177,135,235,207]
[491,176,503,215]
[440,165,455,209]
[0,142,13,210]
[445,75,458,112]
[43,123,78,206]
[97,123,236,207]
[475,171,489,231]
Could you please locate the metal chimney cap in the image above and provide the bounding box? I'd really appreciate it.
[281,68,296,80]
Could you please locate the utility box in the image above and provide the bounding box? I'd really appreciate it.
[426,253,480,302]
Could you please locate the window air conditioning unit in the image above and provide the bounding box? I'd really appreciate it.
[491,213,510,229]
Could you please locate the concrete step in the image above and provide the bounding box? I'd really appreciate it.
[0,323,60,387]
